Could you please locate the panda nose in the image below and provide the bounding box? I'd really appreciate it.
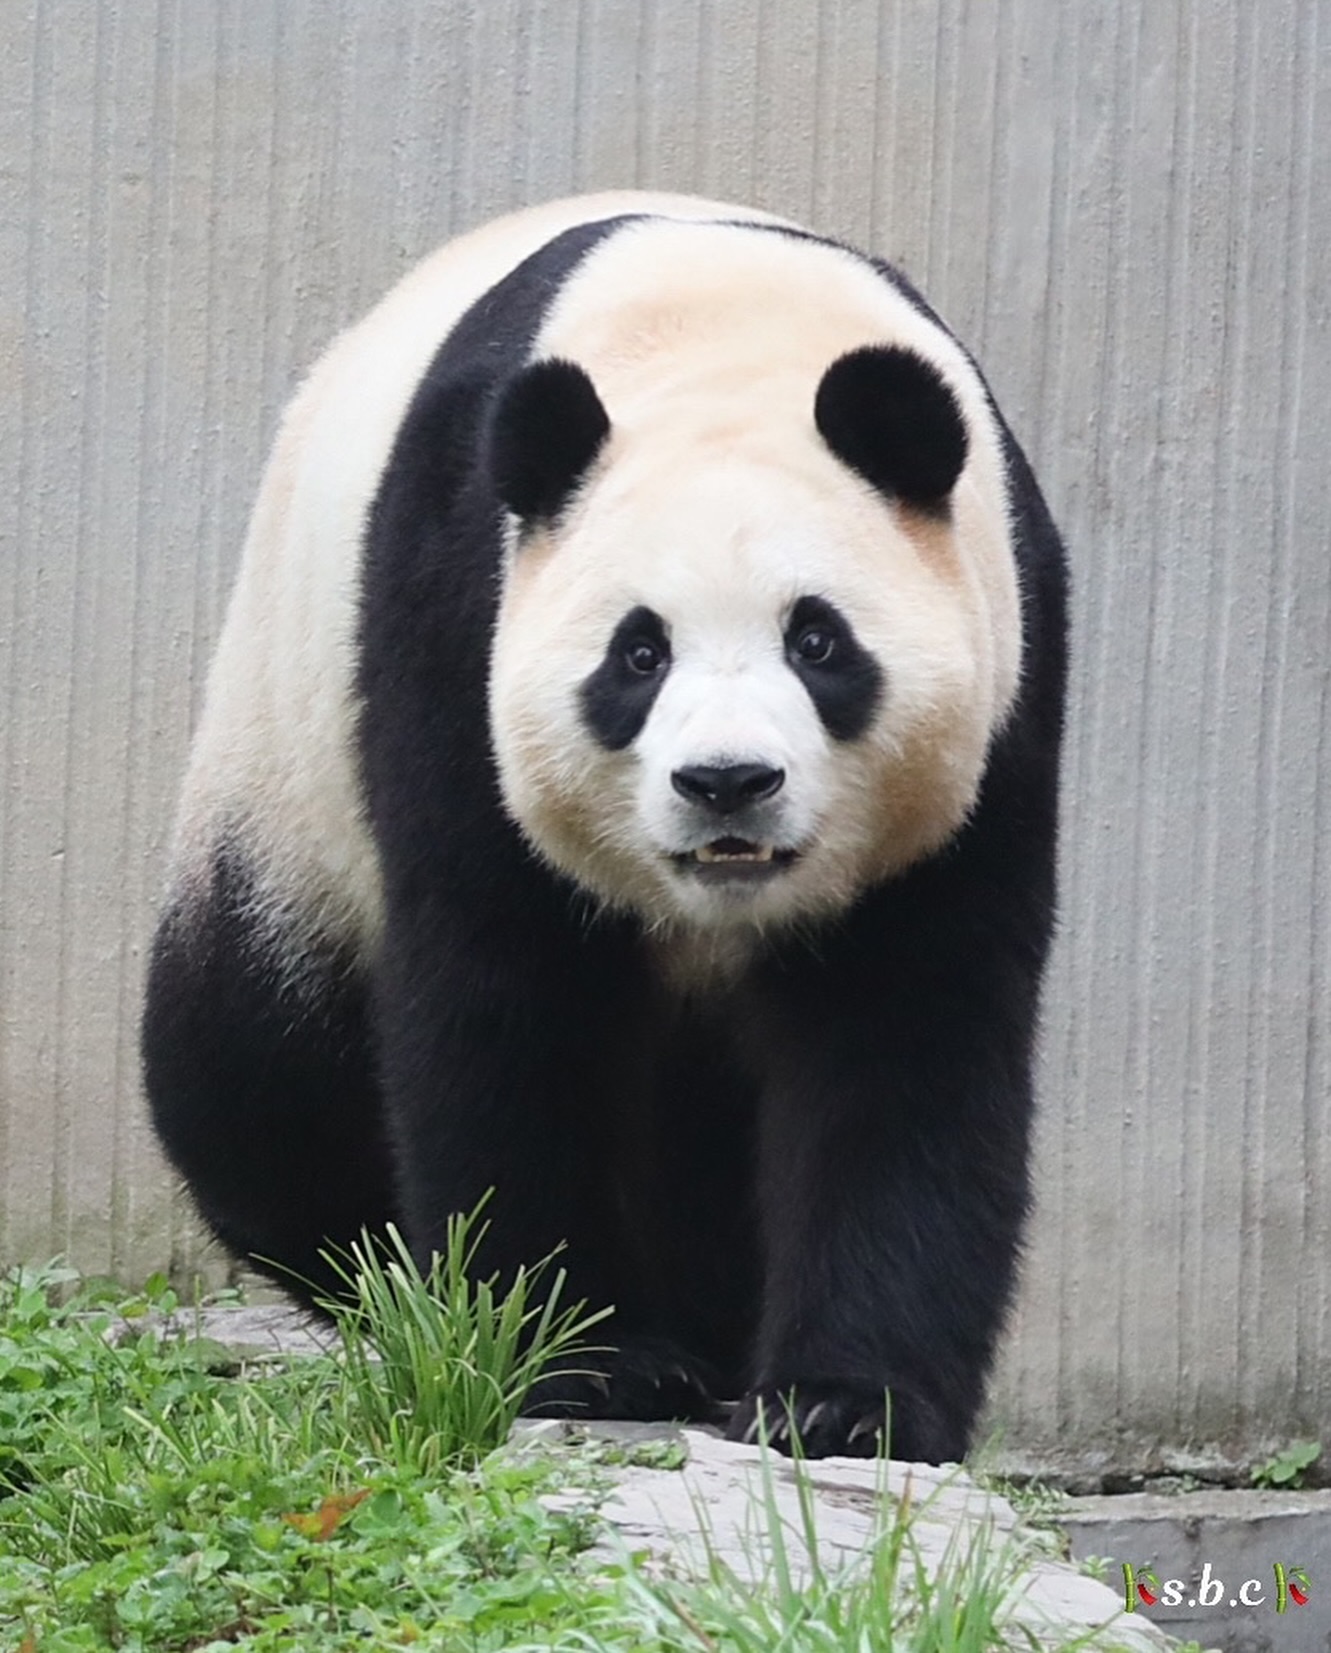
[671,763,786,814]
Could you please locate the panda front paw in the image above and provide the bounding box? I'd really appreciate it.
[727,1381,962,1462]
[727,1382,887,1458]
[523,1336,723,1425]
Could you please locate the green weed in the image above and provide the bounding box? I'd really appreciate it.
[1251,1438,1322,1489]
[1,1252,1121,1650]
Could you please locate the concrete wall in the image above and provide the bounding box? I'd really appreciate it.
[2,0,1327,1466]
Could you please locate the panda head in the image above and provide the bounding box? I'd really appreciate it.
[486,337,1014,935]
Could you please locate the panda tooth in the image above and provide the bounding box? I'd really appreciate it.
[693,842,776,864]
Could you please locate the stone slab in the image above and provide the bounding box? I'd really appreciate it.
[535,1422,1176,1652]
[1059,1489,1331,1653]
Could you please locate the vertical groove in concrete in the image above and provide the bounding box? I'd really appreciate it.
[1,0,1327,1460]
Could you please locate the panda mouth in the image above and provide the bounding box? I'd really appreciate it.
[672,838,801,880]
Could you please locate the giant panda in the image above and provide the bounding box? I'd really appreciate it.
[143,190,1067,1463]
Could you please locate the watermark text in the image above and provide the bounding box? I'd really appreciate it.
[1122,1561,1310,1614]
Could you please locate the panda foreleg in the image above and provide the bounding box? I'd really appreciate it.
[734,945,1036,1462]
[368,911,722,1424]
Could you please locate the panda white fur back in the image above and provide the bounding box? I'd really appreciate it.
[145,192,1068,1462]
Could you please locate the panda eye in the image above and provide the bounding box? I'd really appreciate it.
[625,637,668,675]
[794,626,836,666]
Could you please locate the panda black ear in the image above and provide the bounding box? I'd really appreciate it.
[814,345,968,510]
[489,357,611,524]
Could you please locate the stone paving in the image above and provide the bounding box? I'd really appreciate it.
[536,1421,1176,1651]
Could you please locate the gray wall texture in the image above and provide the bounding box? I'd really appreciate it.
[2,0,1327,1469]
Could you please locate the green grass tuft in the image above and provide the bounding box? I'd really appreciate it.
[314,1205,612,1472]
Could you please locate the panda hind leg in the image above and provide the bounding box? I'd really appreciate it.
[142,847,397,1313]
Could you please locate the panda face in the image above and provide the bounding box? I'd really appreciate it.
[580,581,883,919]
[489,439,995,934]
[568,489,893,929]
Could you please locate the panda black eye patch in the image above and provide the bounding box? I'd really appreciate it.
[784,595,883,741]
[580,606,672,751]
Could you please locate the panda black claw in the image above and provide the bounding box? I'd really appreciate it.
[727,1384,897,1459]
[523,1339,720,1426]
